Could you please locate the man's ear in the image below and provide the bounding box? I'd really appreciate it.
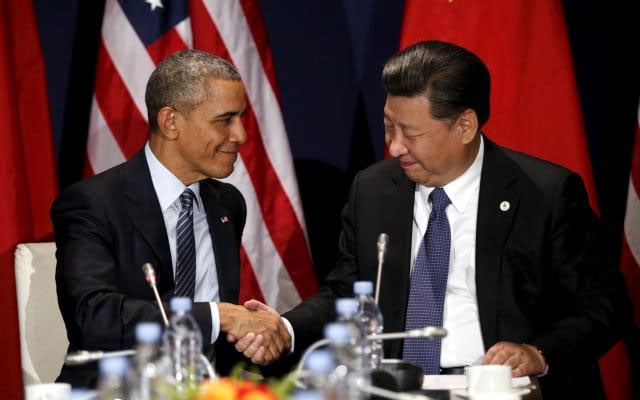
[456,108,479,144]
[156,107,179,139]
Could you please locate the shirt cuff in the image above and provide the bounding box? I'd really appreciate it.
[209,302,220,344]
[539,364,549,377]
[282,317,295,353]
[529,344,548,377]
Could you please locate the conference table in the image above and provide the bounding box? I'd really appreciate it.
[415,376,543,400]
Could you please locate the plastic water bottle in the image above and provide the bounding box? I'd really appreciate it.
[324,322,368,400]
[301,349,335,394]
[163,297,203,399]
[335,298,366,369]
[129,322,163,400]
[354,281,384,369]
[98,356,129,400]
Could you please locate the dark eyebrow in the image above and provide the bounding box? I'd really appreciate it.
[214,109,246,120]
[383,114,411,130]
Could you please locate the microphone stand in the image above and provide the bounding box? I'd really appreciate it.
[142,263,218,379]
[292,326,445,399]
[64,348,216,380]
[375,233,388,304]
[65,264,216,380]
[142,263,215,378]
[142,263,169,327]
[65,349,136,365]
[294,326,447,375]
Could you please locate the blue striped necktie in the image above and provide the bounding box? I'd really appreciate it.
[402,187,451,374]
[175,188,196,299]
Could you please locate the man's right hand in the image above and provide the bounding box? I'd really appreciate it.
[218,301,290,364]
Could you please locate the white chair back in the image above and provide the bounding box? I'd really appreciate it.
[14,242,68,384]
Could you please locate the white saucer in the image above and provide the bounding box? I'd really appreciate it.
[450,386,532,399]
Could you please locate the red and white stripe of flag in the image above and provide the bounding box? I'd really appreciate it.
[87,0,317,312]
[621,102,640,327]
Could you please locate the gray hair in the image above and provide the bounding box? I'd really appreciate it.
[145,49,241,132]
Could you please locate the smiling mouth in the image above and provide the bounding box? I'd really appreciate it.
[218,148,239,155]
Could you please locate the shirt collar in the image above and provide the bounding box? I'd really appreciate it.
[145,142,201,212]
[417,135,484,214]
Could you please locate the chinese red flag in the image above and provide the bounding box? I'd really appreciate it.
[0,0,58,397]
[399,0,597,205]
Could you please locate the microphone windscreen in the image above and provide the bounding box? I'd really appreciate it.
[377,233,388,247]
[142,263,156,281]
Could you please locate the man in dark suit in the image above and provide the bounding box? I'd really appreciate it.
[239,41,631,398]
[52,50,290,387]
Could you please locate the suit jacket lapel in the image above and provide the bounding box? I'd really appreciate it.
[475,138,519,349]
[123,150,174,294]
[200,180,240,304]
[380,164,415,357]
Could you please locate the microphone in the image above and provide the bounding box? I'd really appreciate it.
[142,263,216,378]
[295,326,447,374]
[370,326,447,341]
[65,263,217,379]
[65,349,136,365]
[375,233,388,304]
[142,262,169,327]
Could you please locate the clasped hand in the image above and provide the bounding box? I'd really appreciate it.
[483,341,547,377]
[220,300,290,365]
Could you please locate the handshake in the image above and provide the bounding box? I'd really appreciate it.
[218,300,291,366]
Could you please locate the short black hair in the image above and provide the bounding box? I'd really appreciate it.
[382,40,490,128]
[145,50,241,132]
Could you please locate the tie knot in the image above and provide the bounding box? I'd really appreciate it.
[180,188,196,212]
[429,187,450,212]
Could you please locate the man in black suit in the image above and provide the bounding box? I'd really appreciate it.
[239,41,631,398]
[52,50,290,387]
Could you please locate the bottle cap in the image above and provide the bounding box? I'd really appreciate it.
[304,349,335,374]
[353,281,373,295]
[99,356,129,376]
[335,298,358,316]
[291,390,324,400]
[324,322,351,346]
[135,322,162,343]
[170,297,192,312]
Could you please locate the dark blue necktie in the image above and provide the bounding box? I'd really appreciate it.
[403,187,451,374]
[175,188,196,299]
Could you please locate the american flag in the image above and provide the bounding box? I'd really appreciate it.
[87,0,317,311]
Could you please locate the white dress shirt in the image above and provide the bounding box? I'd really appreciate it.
[410,137,485,367]
[146,143,295,349]
[145,143,222,344]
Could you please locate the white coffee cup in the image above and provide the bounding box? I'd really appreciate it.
[25,383,72,400]
[466,365,512,395]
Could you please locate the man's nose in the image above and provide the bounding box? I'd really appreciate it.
[231,120,248,144]
[387,136,407,157]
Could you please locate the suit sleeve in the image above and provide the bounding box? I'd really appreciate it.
[282,172,363,353]
[52,185,168,350]
[531,173,631,373]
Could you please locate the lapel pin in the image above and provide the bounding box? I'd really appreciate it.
[220,216,229,223]
[499,201,510,212]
